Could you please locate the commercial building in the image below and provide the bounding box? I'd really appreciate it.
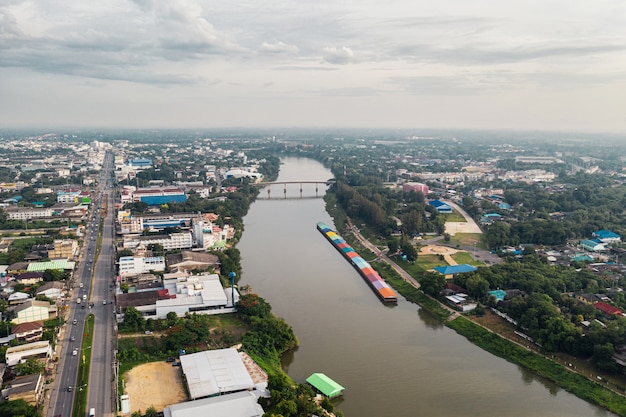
[122,232,193,251]
[179,348,266,400]
[118,256,166,277]
[163,391,264,417]
[4,207,53,220]
[132,187,187,205]
[48,239,79,260]
[402,182,429,195]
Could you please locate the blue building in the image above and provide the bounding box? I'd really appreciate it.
[128,158,153,169]
[429,200,453,213]
[140,194,187,205]
[592,230,621,243]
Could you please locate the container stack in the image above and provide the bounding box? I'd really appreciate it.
[317,222,398,303]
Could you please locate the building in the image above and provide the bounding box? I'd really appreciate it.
[132,187,187,205]
[306,373,345,398]
[428,200,453,213]
[118,256,166,277]
[11,321,44,344]
[2,373,45,405]
[154,273,237,319]
[402,182,429,195]
[14,271,45,285]
[12,300,53,324]
[5,341,52,366]
[127,158,153,170]
[593,230,622,244]
[27,259,75,272]
[580,239,608,252]
[163,391,264,417]
[56,189,81,203]
[179,348,265,400]
[122,232,194,251]
[48,239,79,260]
[4,207,53,220]
[35,281,65,299]
[433,264,477,279]
[594,301,624,317]
[165,251,220,274]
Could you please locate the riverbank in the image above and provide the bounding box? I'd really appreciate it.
[324,192,626,416]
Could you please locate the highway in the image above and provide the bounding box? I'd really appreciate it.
[47,151,116,417]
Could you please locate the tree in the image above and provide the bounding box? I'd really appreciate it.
[466,275,490,300]
[14,358,45,376]
[0,399,39,417]
[122,307,146,332]
[420,271,445,296]
[236,294,272,321]
[399,236,417,262]
[144,406,158,417]
[386,238,399,254]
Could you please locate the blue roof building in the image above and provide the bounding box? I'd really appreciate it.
[429,200,453,213]
[593,230,621,243]
[128,158,153,169]
[580,239,607,252]
[433,264,477,276]
[140,194,187,205]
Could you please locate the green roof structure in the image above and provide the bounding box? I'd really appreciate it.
[27,259,75,272]
[306,373,345,398]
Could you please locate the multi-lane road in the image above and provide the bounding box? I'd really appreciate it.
[48,152,117,417]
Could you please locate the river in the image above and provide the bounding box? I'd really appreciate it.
[238,157,614,417]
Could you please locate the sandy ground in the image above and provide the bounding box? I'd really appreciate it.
[420,245,460,266]
[124,361,188,413]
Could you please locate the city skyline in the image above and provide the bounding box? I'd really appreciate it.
[1,1,626,133]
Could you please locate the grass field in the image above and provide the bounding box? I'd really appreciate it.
[444,211,467,222]
[447,233,485,249]
[451,252,484,266]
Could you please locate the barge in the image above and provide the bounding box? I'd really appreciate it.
[317,222,398,303]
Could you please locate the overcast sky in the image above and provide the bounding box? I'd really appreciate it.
[1,1,626,133]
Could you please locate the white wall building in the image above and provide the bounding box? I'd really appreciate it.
[118,256,166,277]
[122,232,193,251]
[5,341,52,366]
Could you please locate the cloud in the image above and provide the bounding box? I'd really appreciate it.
[260,41,299,54]
[0,7,23,42]
[322,46,355,64]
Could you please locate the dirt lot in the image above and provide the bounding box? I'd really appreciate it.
[124,361,188,413]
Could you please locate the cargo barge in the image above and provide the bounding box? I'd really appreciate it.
[317,222,398,303]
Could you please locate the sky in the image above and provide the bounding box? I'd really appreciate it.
[1,0,626,133]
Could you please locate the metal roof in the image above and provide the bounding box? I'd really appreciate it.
[433,264,477,275]
[179,348,254,400]
[164,391,264,417]
[306,373,345,398]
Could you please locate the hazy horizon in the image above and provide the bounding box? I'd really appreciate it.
[2,1,626,133]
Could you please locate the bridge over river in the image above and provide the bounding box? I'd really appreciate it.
[252,180,335,198]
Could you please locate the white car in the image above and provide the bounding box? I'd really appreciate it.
[102,300,107,305]
[72,349,77,356]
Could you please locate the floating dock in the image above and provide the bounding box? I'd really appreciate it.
[317,222,398,303]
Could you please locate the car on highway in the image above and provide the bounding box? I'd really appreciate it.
[70,336,75,341]
[72,319,77,324]
[67,386,73,392]
[72,349,77,356]
[103,300,107,305]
